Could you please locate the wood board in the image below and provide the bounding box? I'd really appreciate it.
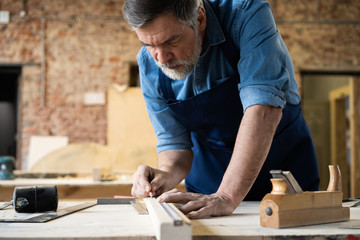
[144,198,191,240]
[0,201,359,239]
[0,178,186,201]
[107,86,158,170]
[28,86,158,174]
[27,136,69,170]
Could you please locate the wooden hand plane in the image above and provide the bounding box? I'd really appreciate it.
[260,165,350,228]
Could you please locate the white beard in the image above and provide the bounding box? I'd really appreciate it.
[156,29,203,80]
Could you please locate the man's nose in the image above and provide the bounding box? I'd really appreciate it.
[155,47,173,65]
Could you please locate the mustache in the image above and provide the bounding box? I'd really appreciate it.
[156,59,188,68]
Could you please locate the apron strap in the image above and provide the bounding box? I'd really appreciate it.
[159,69,176,101]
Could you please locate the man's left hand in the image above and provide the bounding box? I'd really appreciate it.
[157,189,237,219]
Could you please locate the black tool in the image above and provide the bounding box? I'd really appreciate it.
[13,185,58,213]
[1,185,96,223]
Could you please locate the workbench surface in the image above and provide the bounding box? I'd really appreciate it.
[0,201,359,239]
[0,178,186,201]
[0,178,133,201]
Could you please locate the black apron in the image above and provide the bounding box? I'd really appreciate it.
[159,69,319,200]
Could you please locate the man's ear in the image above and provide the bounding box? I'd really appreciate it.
[197,6,206,32]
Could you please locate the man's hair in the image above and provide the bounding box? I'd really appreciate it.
[123,0,203,29]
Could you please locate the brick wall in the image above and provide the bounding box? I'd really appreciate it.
[272,0,360,69]
[0,0,359,168]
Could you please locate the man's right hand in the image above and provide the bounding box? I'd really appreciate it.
[131,149,193,198]
[131,164,176,198]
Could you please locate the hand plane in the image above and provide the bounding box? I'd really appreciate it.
[260,165,350,228]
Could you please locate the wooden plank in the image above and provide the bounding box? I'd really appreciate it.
[0,178,186,201]
[329,85,349,197]
[0,178,133,201]
[107,87,158,171]
[144,198,191,240]
[27,136,68,170]
[0,185,132,202]
[350,77,360,198]
[27,88,158,173]
[302,100,331,191]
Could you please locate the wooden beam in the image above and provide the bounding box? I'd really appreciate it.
[144,198,191,240]
[329,85,349,197]
[350,77,360,198]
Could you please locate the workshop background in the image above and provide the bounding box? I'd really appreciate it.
[0,0,359,196]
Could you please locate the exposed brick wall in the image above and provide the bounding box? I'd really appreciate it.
[0,0,140,167]
[0,0,359,168]
[272,0,360,70]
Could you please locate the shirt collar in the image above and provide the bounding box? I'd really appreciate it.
[203,0,226,47]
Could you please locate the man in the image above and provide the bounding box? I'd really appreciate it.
[122,0,319,219]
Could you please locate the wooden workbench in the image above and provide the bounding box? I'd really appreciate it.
[0,201,359,239]
[0,178,133,201]
[0,178,186,201]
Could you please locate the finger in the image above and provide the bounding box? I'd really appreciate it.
[131,185,147,198]
[184,195,234,219]
[179,198,206,215]
[158,189,183,202]
[158,191,198,205]
[149,175,165,195]
[157,189,181,201]
[132,165,153,197]
[148,181,157,195]
[187,207,210,219]
[131,178,151,198]
[140,165,154,190]
[149,171,175,196]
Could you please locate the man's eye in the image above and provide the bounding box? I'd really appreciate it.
[169,41,179,46]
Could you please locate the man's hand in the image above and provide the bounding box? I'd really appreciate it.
[131,165,177,198]
[157,189,237,219]
[132,149,193,198]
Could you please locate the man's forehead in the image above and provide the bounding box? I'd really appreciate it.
[135,13,185,45]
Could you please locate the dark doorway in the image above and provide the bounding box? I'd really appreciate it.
[129,63,140,87]
[0,66,20,160]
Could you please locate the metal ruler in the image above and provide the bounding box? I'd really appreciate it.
[0,202,96,223]
[131,200,148,215]
[160,202,183,226]
[0,202,12,210]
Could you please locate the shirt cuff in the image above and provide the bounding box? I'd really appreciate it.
[156,131,193,153]
[239,85,286,111]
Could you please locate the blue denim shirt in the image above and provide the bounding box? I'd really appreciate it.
[137,0,300,153]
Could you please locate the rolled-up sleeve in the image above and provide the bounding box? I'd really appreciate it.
[235,0,293,110]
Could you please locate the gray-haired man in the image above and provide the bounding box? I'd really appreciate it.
[123,0,319,219]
